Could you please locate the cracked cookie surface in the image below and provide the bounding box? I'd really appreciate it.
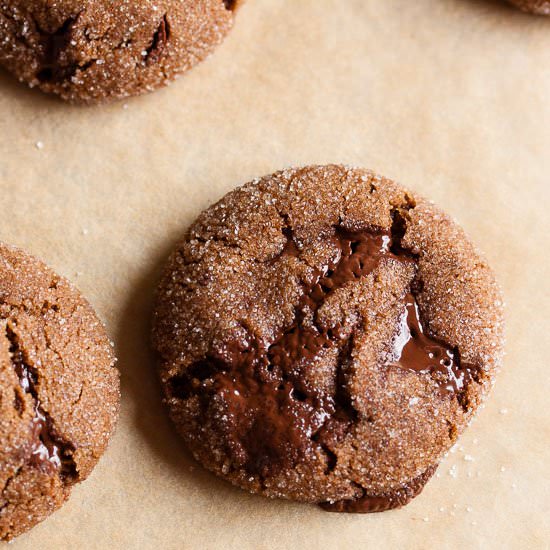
[0,243,119,540]
[0,0,241,103]
[152,165,504,512]
[507,0,550,13]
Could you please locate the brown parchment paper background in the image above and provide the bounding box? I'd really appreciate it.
[0,0,549,548]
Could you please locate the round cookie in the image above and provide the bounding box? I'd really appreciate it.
[0,0,241,103]
[0,243,119,540]
[152,165,504,512]
[507,0,550,13]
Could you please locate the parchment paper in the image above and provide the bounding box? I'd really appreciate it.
[0,1,549,548]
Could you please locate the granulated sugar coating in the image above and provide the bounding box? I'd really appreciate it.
[0,243,119,540]
[507,0,550,13]
[0,0,241,103]
[152,165,504,512]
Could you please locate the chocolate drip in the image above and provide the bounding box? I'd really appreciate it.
[171,227,410,477]
[8,329,77,479]
[391,294,477,396]
[320,464,437,513]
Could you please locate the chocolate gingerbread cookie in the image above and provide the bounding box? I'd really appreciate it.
[507,0,550,13]
[0,243,119,540]
[0,0,241,103]
[152,165,504,512]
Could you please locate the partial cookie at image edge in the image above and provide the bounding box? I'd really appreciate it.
[0,242,120,541]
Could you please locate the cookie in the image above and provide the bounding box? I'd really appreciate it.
[0,243,119,540]
[0,0,241,103]
[152,165,504,512]
[507,0,550,13]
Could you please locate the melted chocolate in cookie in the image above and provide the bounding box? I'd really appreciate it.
[10,336,75,478]
[170,227,475,479]
[391,294,476,395]
[171,229,399,475]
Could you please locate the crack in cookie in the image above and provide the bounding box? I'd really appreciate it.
[6,323,78,482]
[167,224,477,481]
[0,242,119,541]
[146,14,170,65]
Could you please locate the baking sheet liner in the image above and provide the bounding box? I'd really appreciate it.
[0,0,549,548]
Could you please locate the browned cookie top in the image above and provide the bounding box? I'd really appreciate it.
[0,0,240,103]
[507,0,550,13]
[0,243,119,540]
[152,165,504,511]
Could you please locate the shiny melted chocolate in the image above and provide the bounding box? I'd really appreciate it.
[391,294,477,395]
[10,342,73,477]
[171,226,476,479]
[172,228,410,476]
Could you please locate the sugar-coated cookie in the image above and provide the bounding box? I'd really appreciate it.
[152,165,504,512]
[0,243,119,540]
[0,0,241,103]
